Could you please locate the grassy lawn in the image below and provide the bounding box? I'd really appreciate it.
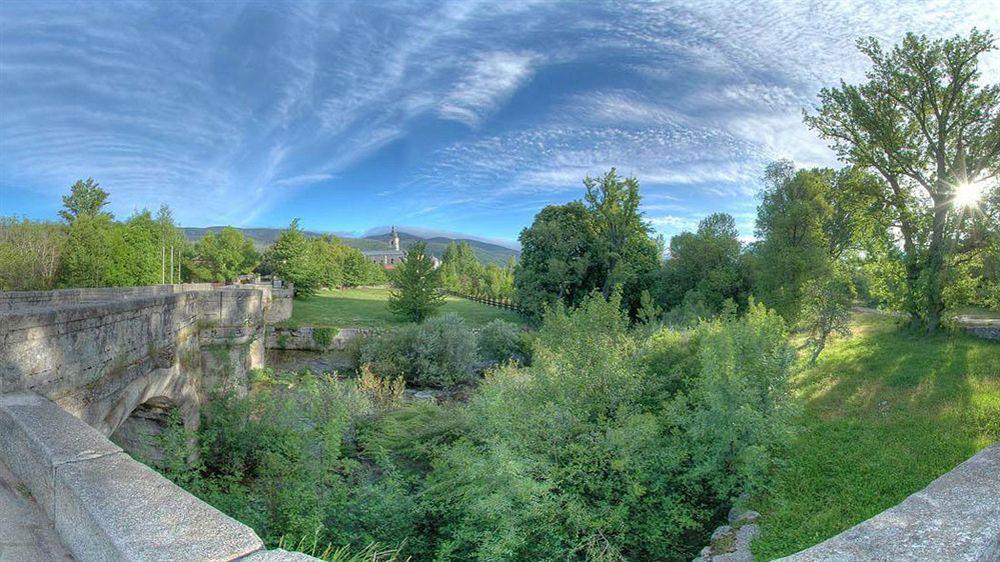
[751,313,1000,560]
[284,286,524,329]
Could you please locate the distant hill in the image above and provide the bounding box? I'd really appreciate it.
[182,227,519,265]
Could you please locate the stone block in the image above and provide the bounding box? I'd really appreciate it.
[54,451,263,562]
[0,392,121,517]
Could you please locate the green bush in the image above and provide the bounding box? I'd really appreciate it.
[423,293,794,560]
[358,313,478,388]
[156,294,794,561]
[476,319,527,365]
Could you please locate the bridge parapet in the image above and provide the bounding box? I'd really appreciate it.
[0,392,315,561]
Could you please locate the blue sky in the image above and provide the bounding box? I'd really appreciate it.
[1,1,997,247]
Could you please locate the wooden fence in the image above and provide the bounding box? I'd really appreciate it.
[446,291,525,315]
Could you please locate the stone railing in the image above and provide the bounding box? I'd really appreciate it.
[0,392,318,561]
[776,442,1000,561]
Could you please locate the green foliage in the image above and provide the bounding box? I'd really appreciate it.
[805,29,1000,331]
[58,213,134,287]
[0,217,65,290]
[423,292,793,561]
[190,226,259,283]
[387,241,445,322]
[799,269,856,364]
[265,219,322,297]
[655,213,749,317]
[515,201,599,318]
[475,319,526,364]
[584,168,662,308]
[358,313,478,388]
[162,293,796,561]
[59,178,111,223]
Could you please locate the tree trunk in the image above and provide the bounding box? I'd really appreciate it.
[925,200,949,334]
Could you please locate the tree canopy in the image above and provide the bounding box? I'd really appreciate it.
[805,29,1000,331]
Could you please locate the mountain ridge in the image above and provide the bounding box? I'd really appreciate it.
[182,226,519,265]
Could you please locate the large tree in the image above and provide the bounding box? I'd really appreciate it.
[655,213,748,315]
[191,227,259,283]
[263,219,321,296]
[515,169,661,319]
[388,241,445,322]
[59,178,111,223]
[515,201,600,318]
[584,168,661,304]
[805,30,1000,332]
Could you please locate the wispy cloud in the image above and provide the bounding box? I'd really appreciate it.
[439,51,540,126]
[1,0,996,240]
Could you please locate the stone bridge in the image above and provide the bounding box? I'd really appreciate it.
[0,283,316,561]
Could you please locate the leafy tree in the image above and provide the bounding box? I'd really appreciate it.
[655,213,749,316]
[440,241,483,294]
[799,268,856,364]
[58,213,133,287]
[805,30,1000,332]
[59,178,111,222]
[123,210,166,285]
[515,201,599,318]
[584,168,662,309]
[341,247,387,287]
[264,219,321,297]
[0,217,66,290]
[387,241,445,321]
[191,227,259,283]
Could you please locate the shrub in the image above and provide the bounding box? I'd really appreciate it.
[476,319,526,365]
[424,292,794,560]
[358,313,478,388]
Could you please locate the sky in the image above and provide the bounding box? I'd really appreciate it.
[1,0,998,248]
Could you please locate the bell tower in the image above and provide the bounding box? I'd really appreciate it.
[390,225,400,251]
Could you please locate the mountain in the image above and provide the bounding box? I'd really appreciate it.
[182,227,519,265]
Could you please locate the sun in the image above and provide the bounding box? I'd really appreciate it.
[953,179,986,208]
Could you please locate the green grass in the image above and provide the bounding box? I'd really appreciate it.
[284,286,523,329]
[751,313,1000,560]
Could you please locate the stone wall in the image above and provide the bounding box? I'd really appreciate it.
[266,326,379,351]
[0,392,316,561]
[777,442,1000,561]
[0,283,216,312]
[0,285,274,435]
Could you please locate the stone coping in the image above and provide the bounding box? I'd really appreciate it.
[777,442,1000,561]
[0,392,320,561]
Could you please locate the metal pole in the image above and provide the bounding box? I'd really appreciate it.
[170,246,174,284]
[161,246,165,284]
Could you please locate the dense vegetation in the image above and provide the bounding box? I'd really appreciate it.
[153,293,794,561]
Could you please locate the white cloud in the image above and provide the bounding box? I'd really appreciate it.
[439,51,540,126]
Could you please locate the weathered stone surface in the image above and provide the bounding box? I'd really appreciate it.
[777,442,1000,561]
[0,392,121,516]
[711,525,732,542]
[238,548,321,561]
[0,458,73,562]
[55,452,262,561]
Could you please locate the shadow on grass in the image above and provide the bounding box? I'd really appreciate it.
[751,314,999,560]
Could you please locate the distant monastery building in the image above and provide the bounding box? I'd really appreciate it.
[361,226,440,270]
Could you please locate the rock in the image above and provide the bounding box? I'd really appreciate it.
[736,523,761,543]
[734,510,760,524]
[700,545,712,557]
[711,525,733,542]
[727,506,742,523]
